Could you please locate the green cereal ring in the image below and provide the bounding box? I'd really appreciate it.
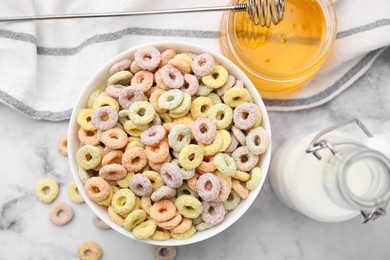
[170,225,196,240]
[68,181,84,204]
[171,159,195,180]
[177,182,199,198]
[195,222,214,231]
[78,167,93,184]
[173,117,194,139]
[198,131,223,156]
[207,93,222,104]
[76,145,102,170]
[111,188,136,217]
[170,93,191,114]
[128,101,156,125]
[196,84,213,96]
[190,97,213,119]
[77,109,96,131]
[179,144,204,170]
[93,96,120,112]
[202,65,228,89]
[233,170,250,182]
[208,104,233,129]
[168,124,191,152]
[107,70,133,85]
[175,195,203,218]
[246,167,262,190]
[214,153,237,177]
[223,191,241,211]
[124,209,147,231]
[219,130,232,152]
[36,178,59,203]
[158,89,184,110]
[133,219,157,240]
[223,87,252,108]
[87,89,103,108]
[192,215,203,225]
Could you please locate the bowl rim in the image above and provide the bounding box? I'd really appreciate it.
[68,40,272,246]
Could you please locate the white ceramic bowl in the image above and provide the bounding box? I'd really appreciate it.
[68,41,272,246]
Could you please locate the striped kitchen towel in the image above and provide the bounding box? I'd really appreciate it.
[0,0,389,120]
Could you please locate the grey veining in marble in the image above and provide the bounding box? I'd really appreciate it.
[0,48,389,260]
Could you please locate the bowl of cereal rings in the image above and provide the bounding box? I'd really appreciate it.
[68,41,272,246]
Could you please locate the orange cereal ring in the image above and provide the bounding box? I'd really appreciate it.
[171,217,192,234]
[150,200,177,222]
[163,122,176,135]
[197,155,217,174]
[108,206,125,227]
[156,211,182,230]
[131,70,154,93]
[85,177,111,202]
[145,86,157,97]
[122,147,148,172]
[102,150,123,166]
[78,128,100,146]
[145,138,170,164]
[214,177,231,203]
[187,172,200,192]
[232,179,249,199]
[150,88,168,114]
[57,133,68,156]
[99,163,127,181]
[168,58,191,74]
[101,128,128,149]
[141,196,153,215]
[155,69,170,90]
[159,49,176,67]
[130,61,142,74]
[148,154,171,172]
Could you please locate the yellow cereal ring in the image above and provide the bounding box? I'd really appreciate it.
[36,178,59,204]
[159,113,173,124]
[170,226,196,240]
[87,89,103,109]
[108,206,125,227]
[198,131,223,156]
[219,129,232,152]
[141,196,153,215]
[175,53,193,66]
[76,144,102,170]
[107,70,133,85]
[179,145,204,170]
[96,186,114,207]
[126,137,145,149]
[175,195,203,218]
[124,209,147,231]
[169,109,189,119]
[124,120,149,132]
[93,96,120,112]
[67,181,84,204]
[143,171,164,191]
[111,189,136,217]
[151,228,171,241]
[116,172,134,188]
[132,219,157,240]
[77,109,96,131]
[190,97,214,119]
[215,171,232,188]
[202,65,228,89]
[78,241,103,260]
[246,167,262,190]
[251,105,263,129]
[222,87,252,108]
[233,171,250,182]
[132,196,142,211]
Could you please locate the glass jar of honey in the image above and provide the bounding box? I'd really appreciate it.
[220,0,337,93]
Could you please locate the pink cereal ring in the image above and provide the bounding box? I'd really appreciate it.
[109,59,132,75]
[99,163,127,180]
[49,202,74,226]
[160,163,184,188]
[201,201,225,225]
[192,54,215,77]
[192,118,217,145]
[180,74,199,96]
[214,177,231,203]
[85,177,111,202]
[233,103,259,130]
[129,174,153,196]
[224,133,239,153]
[78,128,100,146]
[101,128,128,149]
[155,69,170,90]
[131,70,154,93]
[118,86,144,109]
[196,173,221,201]
[141,125,166,146]
[159,65,184,89]
[106,85,125,99]
[130,61,142,74]
[134,46,161,71]
[91,106,118,131]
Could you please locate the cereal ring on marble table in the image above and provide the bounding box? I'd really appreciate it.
[130,60,142,74]
[214,177,231,203]
[151,185,176,202]
[207,93,222,104]
[150,88,168,114]
[214,153,237,177]
[233,103,259,130]
[57,133,68,156]
[118,86,144,109]
[78,241,103,260]
[124,209,147,231]
[168,58,191,74]
[78,128,99,146]
[160,163,183,188]
[198,131,223,156]
[148,153,171,172]
[49,202,74,226]
[225,133,239,153]
[196,222,214,231]
[36,178,59,203]
[187,172,200,192]
[91,106,118,131]
[190,97,213,119]
[201,201,225,225]
[131,70,154,92]
[233,170,250,182]
[134,46,161,71]
[208,103,233,129]
[197,155,217,174]
[159,113,173,124]
[143,171,164,191]
[168,124,191,152]
[202,65,228,89]
[93,96,120,112]
[151,228,171,241]
[99,163,127,181]
[246,167,262,191]
[223,87,252,108]
[111,188,136,216]
[192,54,215,76]
[76,145,102,170]
[133,219,157,240]
[216,74,235,96]
[128,101,156,125]
[159,49,177,67]
[129,174,153,196]
[92,214,110,230]
[85,177,110,202]
[122,147,148,172]
[154,246,176,260]
[231,126,246,146]
[145,138,170,163]
[101,128,128,149]
[180,74,199,96]
[191,118,216,145]
[232,146,259,172]
[246,127,270,155]
[159,64,184,89]
[150,200,177,222]
[171,159,195,180]
[68,181,84,203]
[109,58,131,75]
[156,211,182,230]
[170,93,191,115]
[140,196,153,215]
[158,89,184,110]
[196,173,221,202]
[77,109,96,131]
[107,70,133,85]
[171,217,192,234]
[170,226,196,240]
[177,182,199,198]
[102,150,123,166]
[196,84,213,96]
[179,144,204,170]
[175,195,203,218]
[87,89,103,109]
[140,125,166,146]
[219,130,232,152]
[108,206,125,226]
[105,85,124,99]
[78,167,93,184]
[232,179,249,199]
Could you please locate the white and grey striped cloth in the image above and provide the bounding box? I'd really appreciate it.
[0,0,389,120]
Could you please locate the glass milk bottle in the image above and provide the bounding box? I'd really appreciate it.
[270,119,390,223]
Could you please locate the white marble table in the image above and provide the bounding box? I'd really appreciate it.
[1,48,389,260]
